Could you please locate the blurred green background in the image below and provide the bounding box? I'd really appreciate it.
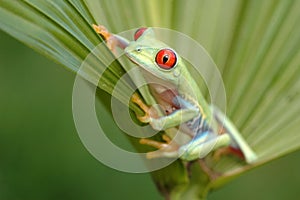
[1,29,300,200]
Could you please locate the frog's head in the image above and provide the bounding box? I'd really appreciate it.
[125,28,183,87]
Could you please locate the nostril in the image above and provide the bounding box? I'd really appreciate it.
[136,47,142,52]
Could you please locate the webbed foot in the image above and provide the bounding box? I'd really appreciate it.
[140,134,179,159]
[131,93,157,123]
[92,24,117,53]
[213,146,245,161]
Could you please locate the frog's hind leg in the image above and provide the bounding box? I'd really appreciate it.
[140,134,179,159]
[211,105,257,164]
[92,24,129,52]
[185,159,221,181]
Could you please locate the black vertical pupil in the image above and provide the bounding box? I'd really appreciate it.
[163,55,169,63]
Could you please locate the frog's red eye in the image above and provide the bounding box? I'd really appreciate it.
[134,27,147,41]
[155,49,177,70]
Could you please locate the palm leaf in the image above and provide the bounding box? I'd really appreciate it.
[1,0,300,199]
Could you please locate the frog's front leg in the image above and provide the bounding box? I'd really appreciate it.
[131,93,158,123]
[131,93,199,130]
[211,106,257,164]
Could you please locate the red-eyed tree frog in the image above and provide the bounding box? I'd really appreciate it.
[93,25,257,164]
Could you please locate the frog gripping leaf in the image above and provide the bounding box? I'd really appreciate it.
[92,25,257,165]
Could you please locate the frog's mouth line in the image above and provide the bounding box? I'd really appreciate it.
[125,52,156,77]
[125,52,139,66]
[125,52,162,75]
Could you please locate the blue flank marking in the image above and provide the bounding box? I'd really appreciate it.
[173,95,215,160]
[179,131,213,159]
[173,96,210,135]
